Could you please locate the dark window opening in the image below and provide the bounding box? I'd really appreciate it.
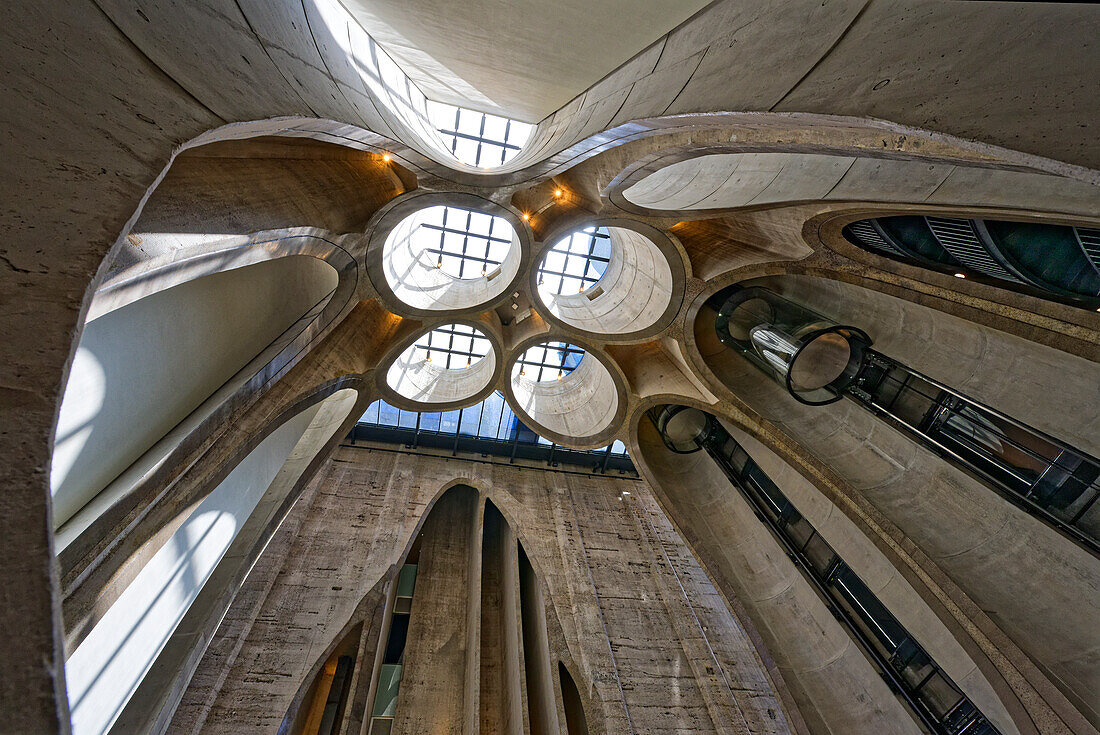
[844,216,1100,309]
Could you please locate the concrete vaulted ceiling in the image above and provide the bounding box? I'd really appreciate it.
[338,0,713,122]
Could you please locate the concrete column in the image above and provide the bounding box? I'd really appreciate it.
[393,485,479,735]
[519,546,561,735]
[635,423,921,735]
[481,502,527,734]
[502,515,531,735]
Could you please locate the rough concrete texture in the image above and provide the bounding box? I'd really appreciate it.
[3,0,1098,732]
[167,447,792,735]
[693,292,1100,728]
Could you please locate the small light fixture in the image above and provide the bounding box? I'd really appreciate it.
[522,212,530,221]
[381,152,392,163]
[954,272,966,279]
[553,188,563,198]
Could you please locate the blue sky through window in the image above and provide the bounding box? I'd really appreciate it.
[358,391,628,456]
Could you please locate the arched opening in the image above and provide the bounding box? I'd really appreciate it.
[508,341,622,443]
[558,662,589,735]
[383,322,497,407]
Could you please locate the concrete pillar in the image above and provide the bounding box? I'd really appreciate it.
[393,485,479,735]
[635,421,921,735]
[480,502,527,734]
[519,546,561,735]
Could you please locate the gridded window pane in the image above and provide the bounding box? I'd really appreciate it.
[439,410,460,433]
[411,206,513,280]
[354,394,632,468]
[427,100,533,168]
[419,412,441,432]
[410,324,492,369]
[397,409,417,430]
[538,227,611,295]
[514,341,586,382]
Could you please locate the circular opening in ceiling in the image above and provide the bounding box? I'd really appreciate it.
[533,224,677,338]
[381,203,522,312]
[512,340,585,382]
[385,323,497,406]
[508,340,622,442]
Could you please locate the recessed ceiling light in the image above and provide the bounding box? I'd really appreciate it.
[553,189,563,197]
[381,152,392,162]
[954,273,966,279]
[522,213,530,221]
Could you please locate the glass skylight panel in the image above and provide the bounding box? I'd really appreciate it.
[514,341,585,382]
[537,227,611,295]
[410,324,491,369]
[427,100,533,168]
[415,205,512,279]
[356,394,629,458]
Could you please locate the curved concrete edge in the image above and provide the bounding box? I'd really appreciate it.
[375,316,505,412]
[608,149,1100,220]
[502,335,628,448]
[529,218,688,342]
[364,190,535,318]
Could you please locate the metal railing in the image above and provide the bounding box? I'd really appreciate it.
[848,351,1100,554]
[649,407,1000,735]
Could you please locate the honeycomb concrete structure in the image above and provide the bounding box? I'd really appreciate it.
[1,2,1098,734]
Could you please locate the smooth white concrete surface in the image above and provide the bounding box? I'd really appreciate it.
[721,420,1021,735]
[635,427,921,735]
[65,390,356,735]
[382,206,521,312]
[622,152,1100,217]
[537,227,673,336]
[343,0,712,122]
[385,326,497,405]
[108,389,359,734]
[510,349,618,439]
[51,256,339,531]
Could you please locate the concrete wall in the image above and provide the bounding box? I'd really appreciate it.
[381,204,522,312]
[509,346,622,442]
[620,152,1100,218]
[164,445,794,734]
[751,275,1100,456]
[385,331,498,406]
[3,0,1098,729]
[65,388,356,735]
[694,280,1100,727]
[719,419,1021,735]
[633,418,924,735]
[537,227,674,336]
[52,256,339,534]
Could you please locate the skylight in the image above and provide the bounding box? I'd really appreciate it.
[414,205,513,279]
[537,227,612,296]
[427,101,533,168]
[513,341,585,382]
[409,324,491,369]
[353,393,630,469]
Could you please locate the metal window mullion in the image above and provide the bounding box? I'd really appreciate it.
[435,127,521,151]
[420,224,511,245]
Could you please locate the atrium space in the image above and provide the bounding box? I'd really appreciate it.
[1,2,1098,735]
